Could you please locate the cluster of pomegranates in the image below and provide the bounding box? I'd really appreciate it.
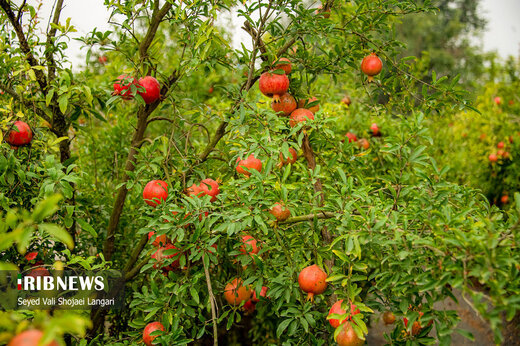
[112,74,161,104]
[4,120,33,147]
[343,123,381,150]
[488,140,511,163]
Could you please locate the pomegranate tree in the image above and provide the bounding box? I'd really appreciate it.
[271,92,297,116]
[143,180,168,207]
[361,53,383,82]
[137,76,161,104]
[143,322,165,346]
[259,72,289,102]
[6,121,33,146]
[298,264,327,301]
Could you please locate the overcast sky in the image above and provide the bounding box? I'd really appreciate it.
[27,0,520,68]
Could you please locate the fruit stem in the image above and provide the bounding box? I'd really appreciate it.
[272,94,281,103]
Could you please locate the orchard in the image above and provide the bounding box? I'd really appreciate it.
[0,0,519,346]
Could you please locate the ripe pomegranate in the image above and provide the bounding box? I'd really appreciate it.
[497,150,505,157]
[187,183,205,198]
[113,74,135,99]
[494,96,501,105]
[143,180,168,207]
[208,86,214,94]
[223,278,252,305]
[298,97,320,113]
[152,244,181,271]
[345,132,357,143]
[270,202,291,222]
[328,300,360,328]
[361,53,383,82]
[259,72,289,102]
[383,311,396,325]
[336,322,364,346]
[341,96,351,106]
[240,235,259,255]
[199,178,220,202]
[98,56,107,64]
[8,330,59,346]
[25,252,38,261]
[403,311,428,336]
[503,151,511,159]
[6,121,33,146]
[137,76,161,104]
[143,321,165,346]
[252,286,268,302]
[279,148,297,166]
[275,57,292,74]
[271,93,297,116]
[27,267,50,279]
[497,141,505,149]
[501,195,509,204]
[148,231,169,247]
[298,264,327,301]
[370,123,380,136]
[243,299,256,314]
[236,154,262,177]
[488,153,498,163]
[358,138,369,150]
[289,108,314,128]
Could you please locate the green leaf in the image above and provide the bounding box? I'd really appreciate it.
[38,223,74,249]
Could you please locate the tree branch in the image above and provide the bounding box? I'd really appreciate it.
[45,0,65,81]
[279,212,337,224]
[138,2,172,65]
[203,254,219,346]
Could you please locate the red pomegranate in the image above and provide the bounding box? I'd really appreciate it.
[137,76,161,104]
[236,154,262,177]
[98,56,107,64]
[270,202,291,222]
[152,244,181,271]
[259,72,289,102]
[341,96,351,106]
[6,121,33,146]
[143,180,168,207]
[199,178,220,202]
[345,132,357,143]
[223,278,252,305]
[383,311,396,325]
[336,322,364,346]
[187,183,205,198]
[497,150,505,157]
[358,138,369,150]
[298,264,327,301]
[403,311,425,336]
[497,141,505,149]
[488,153,498,163]
[243,299,256,314]
[298,97,320,113]
[25,252,38,261]
[271,93,297,116]
[279,148,297,166]
[252,286,269,302]
[143,321,165,346]
[27,267,50,279]
[289,108,314,128]
[113,74,135,99]
[328,300,361,328]
[275,57,292,74]
[494,96,501,105]
[240,235,259,255]
[148,231,169,247]
[361,53,383,82]
[501,195,509,204]
[8,329,59,346]
[370,123,380,136]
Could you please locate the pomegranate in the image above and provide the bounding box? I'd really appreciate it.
[497,141,505,149]
[361,53,383,82]
[336,322,364,346]
[240,235,259,255]
[328,300,361,328]
[274,57,292,74]
[143,321,165,346]
[358,138,369,150]
[113,74,135,99]
[370,123,380,136]
[270,202,291,222]
[289,108,314,128]
[199,178,220,202]
[24,252,38,261]
[501,195,509,204]
[403,311,430,336]
[279,148,297,166]
[143,180,168,207]
[382,311,396,325]
[298,264,327,301]
[271,93,297,116]
[488,153,498,163]
[137,76,161,104]
[152,244,181,271]
[148,231,169,247]
[252,286,268,302]
[258,72,289,102]
[27,267,50,279]
[236,154,262,177]
[497,150,505,157]
[341,96,351,106]
[187,183,205,198]
[6,121,33,146]
[8,330,59,346]
[208,86,214,94]
[494,96,501,105]
[298,97,320,113]
[243,299,256,314]
[98,56,107,64]
[345,132,357,143]
[223,278,252,305]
